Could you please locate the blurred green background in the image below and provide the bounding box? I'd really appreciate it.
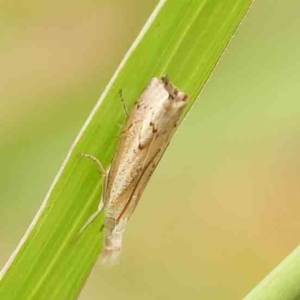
[1,1,300,299]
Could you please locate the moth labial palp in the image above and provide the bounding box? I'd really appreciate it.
[80,76,188,264]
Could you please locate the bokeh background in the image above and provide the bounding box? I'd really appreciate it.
[1,1,300,299]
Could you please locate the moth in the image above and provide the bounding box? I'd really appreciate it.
[81,76,188,264]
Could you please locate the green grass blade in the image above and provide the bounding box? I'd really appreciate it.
[244,246,300,300]
[0,1,252,299]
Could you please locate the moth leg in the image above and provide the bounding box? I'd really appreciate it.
[79,153,106,174]
[79,152,109,206]
[117,122,123,129]
[118,89,129,117]
[77,153,108,236]
[78,206,104,235]
[100,217,116,233]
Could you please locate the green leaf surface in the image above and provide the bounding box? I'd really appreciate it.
[0,1,252,299]
[244,246,300,300]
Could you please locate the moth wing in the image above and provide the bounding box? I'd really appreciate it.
[116,139,171,223]
[105,81,159,208]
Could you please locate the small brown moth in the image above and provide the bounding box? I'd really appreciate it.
[81,76,188,264]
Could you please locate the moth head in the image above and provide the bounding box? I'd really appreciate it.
[161,75,188,109]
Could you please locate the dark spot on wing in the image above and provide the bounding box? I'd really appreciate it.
[150,121,157,133]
